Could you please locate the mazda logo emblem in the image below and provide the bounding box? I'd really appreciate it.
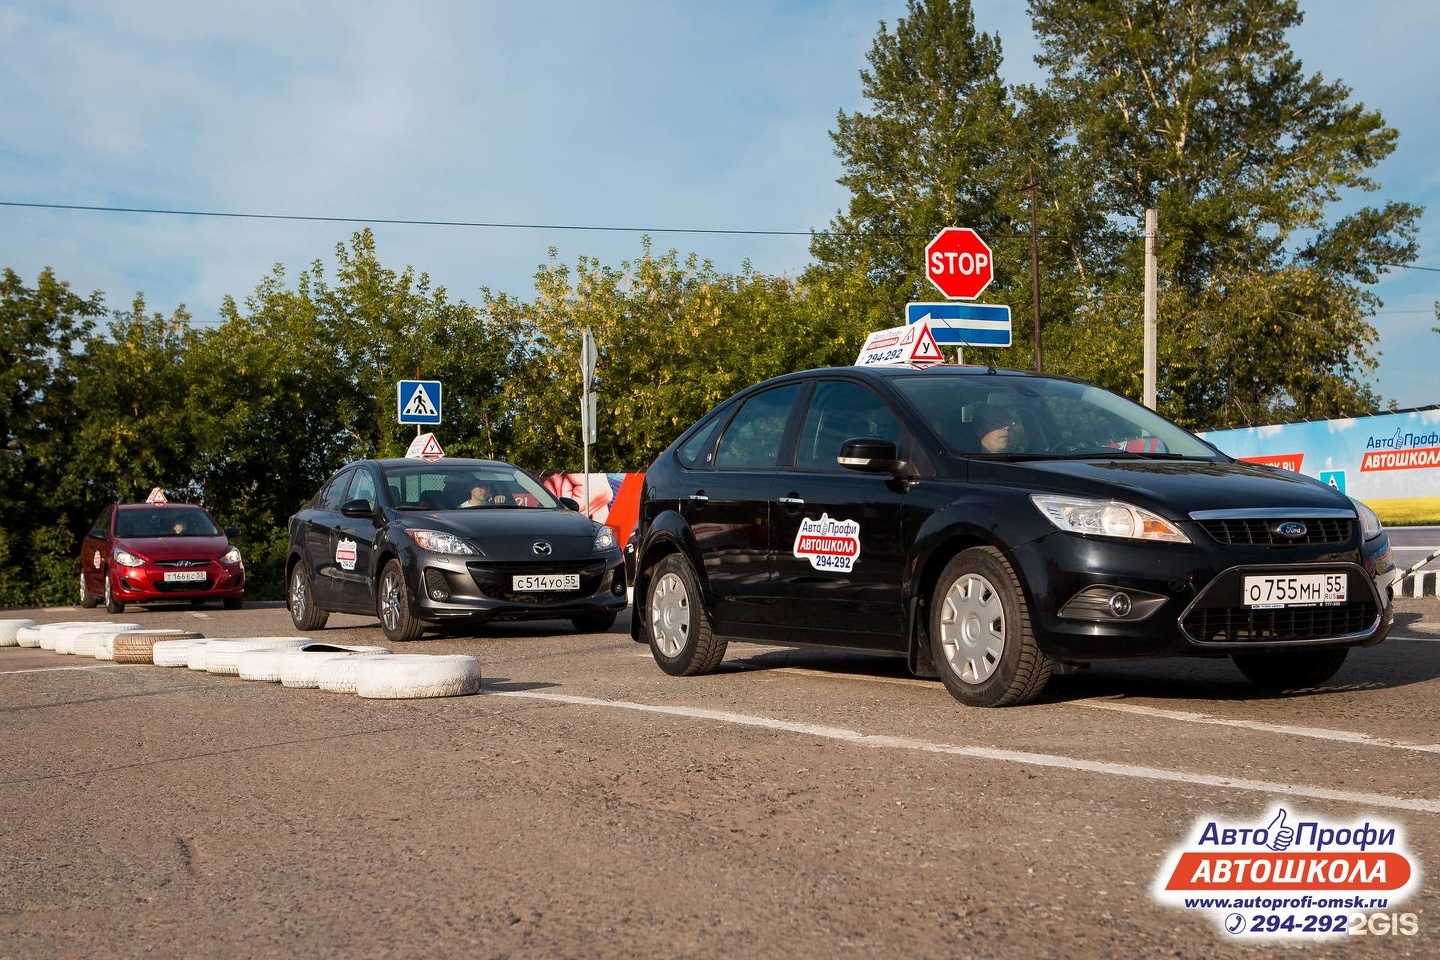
[1274,521,1308,539]
[532,541,553,556]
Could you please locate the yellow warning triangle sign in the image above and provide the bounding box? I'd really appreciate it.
[905,322,945,368]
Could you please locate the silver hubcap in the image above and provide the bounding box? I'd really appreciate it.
[291,570,308,621]
[379,571,402,632]
[650,571,690,658]
[938,572,1005,685]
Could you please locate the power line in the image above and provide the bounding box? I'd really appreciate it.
[3,199,1437,277]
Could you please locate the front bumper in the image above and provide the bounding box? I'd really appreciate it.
[1010,529,1394,663]
[111,563,246,601]
[405,553,629,624]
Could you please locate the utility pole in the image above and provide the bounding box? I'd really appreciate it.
[1025,164,1043,372]
[1143,208,1158,410]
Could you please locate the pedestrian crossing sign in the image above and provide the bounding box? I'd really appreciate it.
[397,380,442,424]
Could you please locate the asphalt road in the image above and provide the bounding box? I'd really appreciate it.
[2,598,1438,959]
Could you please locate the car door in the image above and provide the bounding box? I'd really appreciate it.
[768,379,911,649]
[682,382,803,633]
[329,465,383,609]
[80,505,114,599]
[301,468,354,608]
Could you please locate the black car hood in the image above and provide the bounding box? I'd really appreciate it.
[972,457,1354,516]
[394,507,606,554]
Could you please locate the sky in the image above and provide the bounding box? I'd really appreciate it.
[3,1,1437,410]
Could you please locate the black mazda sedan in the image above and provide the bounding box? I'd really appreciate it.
[629,364,1399,707]
[286,457,627,641]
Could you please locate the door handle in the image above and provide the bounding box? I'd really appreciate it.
[776,497,805,507]
[687,493,710,505]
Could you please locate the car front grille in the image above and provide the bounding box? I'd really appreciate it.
[1197,517,1353,546]
[467,560,608,603]
[1181,602,1378,643]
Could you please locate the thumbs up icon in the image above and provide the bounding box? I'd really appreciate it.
[1266,808,1294,851]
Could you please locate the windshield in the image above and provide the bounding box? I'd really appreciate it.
[891,375,1222,460]
[115,506,221,538]
[380,462,560,510]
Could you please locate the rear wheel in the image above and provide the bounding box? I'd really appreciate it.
[79,573,99,609]
[288,565,329,630]
[104,575,125,615]
[645,554,726,676]
[378,559,425,642]
[571,612,617,633]
[1232,648,1349,690]
[930,547,1051,707]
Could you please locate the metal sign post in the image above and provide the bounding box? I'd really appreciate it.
[580,328,598,516]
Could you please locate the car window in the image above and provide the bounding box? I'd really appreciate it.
[114,507,219,538]
[676,410,727,470]
[314,469,354,511]
[90,505,113,538]
[381,463,561,510]
[713,385,801,470]
[347,469,378,504]
[795,381,904,471]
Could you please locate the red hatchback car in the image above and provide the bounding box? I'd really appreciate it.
[79,501,245,613]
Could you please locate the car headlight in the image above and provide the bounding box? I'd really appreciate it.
[593,526,617,552]
[406,529,478,555]
[1350,497,1384,541]
[1031,495,1190,543]
[222,546,242,564]
[112,547,145,567]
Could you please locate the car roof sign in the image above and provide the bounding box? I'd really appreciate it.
[145,487,168,504]
[405,432,446,462]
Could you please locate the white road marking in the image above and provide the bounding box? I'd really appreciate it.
[492,690,1440,815]
[2,664,122,674]
[1075,700,1440,754]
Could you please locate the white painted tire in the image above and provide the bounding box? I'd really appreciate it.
[353,655,482,699]
[37,621,139,650]
[316,654,396,694]
[114,630,206,665]
[186,641,210,671]
[237,647,292,682]
[152,639,198,667]
[204,637,310,675]
[72,630,132,658]
[0,619,37,646]
[277,645,391,688]
[15,625,44,647]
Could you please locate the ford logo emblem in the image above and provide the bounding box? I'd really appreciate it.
[532,541,553,556]
[1274,521,1308,539]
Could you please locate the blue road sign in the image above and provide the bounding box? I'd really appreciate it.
[397,380,442,425]
[906,302,1013,347]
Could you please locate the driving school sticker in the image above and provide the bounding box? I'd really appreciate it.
[793,514,861,572]
[336,538,358,571]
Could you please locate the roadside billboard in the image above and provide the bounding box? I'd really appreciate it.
[1199,407,1440,525]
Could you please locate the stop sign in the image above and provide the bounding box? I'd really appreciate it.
[925,227,993,300]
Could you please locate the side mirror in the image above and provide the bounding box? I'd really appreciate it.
[223,526,241,539]
[340,498,376,519]
[559,496,581,512]
[838,437,909,477]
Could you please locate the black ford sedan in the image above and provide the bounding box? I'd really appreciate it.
[629,365,1399,707]
[287,457,627,642]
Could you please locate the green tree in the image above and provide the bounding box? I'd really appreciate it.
[0,268,103,605]
[809,0,1033,361]
[1026,0,1421,427]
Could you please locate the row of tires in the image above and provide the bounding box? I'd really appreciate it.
[0,619,481,699]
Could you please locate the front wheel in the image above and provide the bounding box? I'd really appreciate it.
[571,612,617,633]
[79,573,99,609]
[289,564,328,630]
[645,554,726,676]
[1232,648,1349,690]
[104,575,125,615]
[929,547,1051,707]
[377,559,425,642]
